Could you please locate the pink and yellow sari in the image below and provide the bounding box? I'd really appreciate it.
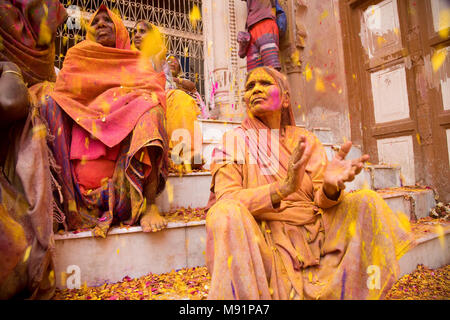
[41,6,168,232]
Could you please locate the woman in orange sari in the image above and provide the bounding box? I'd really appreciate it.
[40,5,169,238]
[206,66,412,300]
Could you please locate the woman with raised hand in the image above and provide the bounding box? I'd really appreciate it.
[40,5,169,238]
[206,66,412,300]
[132,21,205,172]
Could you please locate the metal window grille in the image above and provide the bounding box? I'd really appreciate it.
[55,0,205,100]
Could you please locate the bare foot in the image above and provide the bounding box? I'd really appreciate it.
[92,211,112,238]
[140,204,167,232]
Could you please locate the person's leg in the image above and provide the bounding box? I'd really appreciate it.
[166,89,203,172]
[206,199,273,299]
[140,146,167,232]
[309,190,413,300]
[246,26,264,72]
[260,41,281,71]
[246,44,264,72]
[255,20,281,71]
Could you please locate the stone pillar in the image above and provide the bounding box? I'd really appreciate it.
[204,0,248,121]
[280,0,308,126]
[204,0,231,120]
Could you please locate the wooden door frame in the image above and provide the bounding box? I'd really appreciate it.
[339,0,426,184]
[416,0,450,199]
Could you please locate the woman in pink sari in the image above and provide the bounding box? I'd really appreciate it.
[206,66,412,300]
[40,5,169,238]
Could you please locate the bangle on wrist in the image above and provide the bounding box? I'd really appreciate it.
[3,70,23,80]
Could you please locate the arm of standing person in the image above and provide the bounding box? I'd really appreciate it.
[173,77,197,93]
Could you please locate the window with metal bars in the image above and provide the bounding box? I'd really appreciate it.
[55,0,205,101]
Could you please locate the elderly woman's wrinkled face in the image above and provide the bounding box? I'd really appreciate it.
[167,56,181,76]
[244,68,283,117]
[91,11,116,48]
[133,22,150,50]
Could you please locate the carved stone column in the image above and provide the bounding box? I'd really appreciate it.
[204,0,231,119]
[204,0,252,121]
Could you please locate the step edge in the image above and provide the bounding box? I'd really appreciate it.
[198,118,242,125]
[378,188,434,199]
[413,226,450,245]
[168,171,211,177]
[311,127,333,131]
[202,139,221,144]
[55,220,206,241]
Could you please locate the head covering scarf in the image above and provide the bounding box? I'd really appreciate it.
[86,4,130,50]
[50,5,166,148]
[131,19,152,51]
[166,54,209,118]
[165,54,182,90]
[0,0,67,86]
[210,66,296,180]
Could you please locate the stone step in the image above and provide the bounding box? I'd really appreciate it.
[201,141,220,170]
[54,219,450,289]
[377,187,437,221]
[200,138,401,191]
[345,164,401,191]
[156,169,408,213]
[197,118,241,144]
[399,226,450,276]
[156,172,212,213]
[54,220,206,289]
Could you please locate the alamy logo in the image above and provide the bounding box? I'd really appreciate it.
[66,264,81,289]
[366,265,381,290]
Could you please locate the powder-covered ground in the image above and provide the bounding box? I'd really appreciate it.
[53,264,449,300]
[53,266,211,300]
[386,264,449,300]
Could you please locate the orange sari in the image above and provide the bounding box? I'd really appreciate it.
[42,6,168,231]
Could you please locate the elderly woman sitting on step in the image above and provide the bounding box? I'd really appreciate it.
[205,66,413,300]
[40,5,169,237]
[132,21,206,171]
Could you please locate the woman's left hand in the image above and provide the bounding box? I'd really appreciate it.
[322,141,369,199]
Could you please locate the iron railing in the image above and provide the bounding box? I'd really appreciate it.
[55,0,205,100]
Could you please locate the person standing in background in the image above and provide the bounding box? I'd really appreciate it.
[240,0,281,71]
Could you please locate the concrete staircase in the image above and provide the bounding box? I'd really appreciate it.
[54,120,450,289]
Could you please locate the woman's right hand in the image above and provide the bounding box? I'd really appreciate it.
[280,135,312,197]
[0,61,22,76]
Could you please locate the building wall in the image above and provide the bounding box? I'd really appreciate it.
[205,0,353,142]
[280,0,351,143]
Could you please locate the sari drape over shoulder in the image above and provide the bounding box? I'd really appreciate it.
[41,6,169,231]
[206,111,412,300]
[0,0,67,86]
